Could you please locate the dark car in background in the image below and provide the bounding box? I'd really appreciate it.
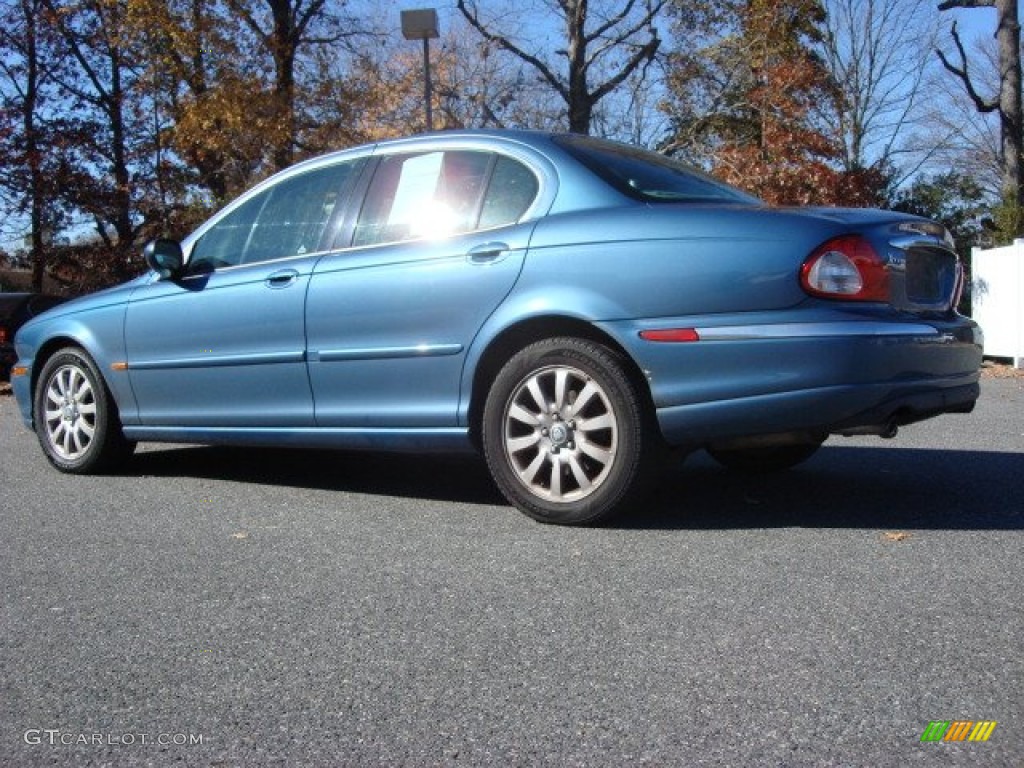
[0,293,66,379]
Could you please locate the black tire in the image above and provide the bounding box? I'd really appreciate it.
[706,440,823,473]
[482,337,662,525]
[34,347,134,474]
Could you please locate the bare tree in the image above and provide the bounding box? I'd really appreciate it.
[223,0,358,169]
[0,0,58,290]
[820,0,941,185]
[432,22,565,131]
[41,0,140,263]
[456,0,665,135]
[926,34,1002,198]
[936,0,1022,233]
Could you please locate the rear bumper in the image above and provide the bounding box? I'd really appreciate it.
[653,378,979,447]
[599,310,983,448]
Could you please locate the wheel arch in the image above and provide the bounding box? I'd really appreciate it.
[29,337,87,422]
[464,315,655,449]
[28,336,128,428]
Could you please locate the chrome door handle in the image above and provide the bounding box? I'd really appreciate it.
[467,242,510,264]
[266,269,299,288]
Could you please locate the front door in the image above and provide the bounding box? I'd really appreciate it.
[125,158,364,427]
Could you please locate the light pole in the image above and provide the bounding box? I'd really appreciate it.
[400,8,440,132]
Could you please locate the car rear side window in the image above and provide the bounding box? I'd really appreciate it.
[354,151,496,247]
[478,156,539,230]
[190,159,360,271]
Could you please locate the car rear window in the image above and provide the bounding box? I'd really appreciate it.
[555,135,759,205]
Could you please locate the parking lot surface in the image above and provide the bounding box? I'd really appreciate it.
[1,378,1022,766]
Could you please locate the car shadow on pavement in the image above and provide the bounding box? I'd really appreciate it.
[126,445,507,507]
[621,446,1024,531]
[122,443,1024,531]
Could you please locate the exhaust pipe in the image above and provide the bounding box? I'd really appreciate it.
[836,419,899,439]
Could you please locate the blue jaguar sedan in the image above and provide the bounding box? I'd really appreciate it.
[11,131,982,524]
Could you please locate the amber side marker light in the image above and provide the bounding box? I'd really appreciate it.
[11,366,29,377]
[111,361,129,372]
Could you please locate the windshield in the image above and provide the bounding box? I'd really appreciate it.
[555,135,760,205]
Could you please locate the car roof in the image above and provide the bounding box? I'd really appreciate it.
[293,129,561,169]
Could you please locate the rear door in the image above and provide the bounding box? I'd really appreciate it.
[306,148,542,427]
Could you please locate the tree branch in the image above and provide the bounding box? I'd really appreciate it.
[937,0,994,10]
[586,0,638,44]
[40,0,111,104]
[591,34,659,103]
[455,0,568,101]
[936,21,999,113]
[295,0,329,39]
[222,0,271,48]
[585,6,662,72]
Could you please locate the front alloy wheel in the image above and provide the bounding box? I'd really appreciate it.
[35,348,133,473]
[483,338,661,525]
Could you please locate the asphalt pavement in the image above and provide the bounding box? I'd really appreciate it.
[1,378,1022,766]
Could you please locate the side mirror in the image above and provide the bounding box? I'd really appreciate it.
[143,239,184,279]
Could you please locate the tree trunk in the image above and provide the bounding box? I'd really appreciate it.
[997,0,1022,215]
[938,0,1023,235]
[23,0,46,292]
[269,0,296,170]
[565,0,592,135]
[108,40,135,278]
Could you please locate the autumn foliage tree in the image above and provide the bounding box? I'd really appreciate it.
[665,0,890,206]
[0,0,1014,294]
[39,0,154,283]
[127,0,262,207]
[711,0,841,203]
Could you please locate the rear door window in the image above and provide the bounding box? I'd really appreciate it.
[479,156,539,230]
[353,150,539,247]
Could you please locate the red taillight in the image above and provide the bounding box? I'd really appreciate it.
[800,235,888,302]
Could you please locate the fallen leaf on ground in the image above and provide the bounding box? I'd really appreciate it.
[881,531,910,542]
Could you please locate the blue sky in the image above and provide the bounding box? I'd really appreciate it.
[1,0,1017,253]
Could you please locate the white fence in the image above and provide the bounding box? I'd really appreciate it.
[971,239,1024,368]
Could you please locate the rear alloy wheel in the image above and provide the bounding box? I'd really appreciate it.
[482,337,661,525]
[706,440,823,473]
[34,348,133,473]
